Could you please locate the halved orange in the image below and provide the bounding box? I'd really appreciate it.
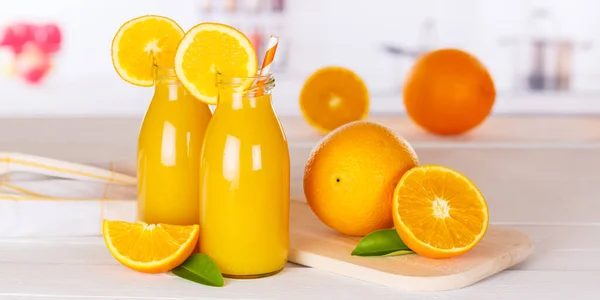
[174,22,258,104]
[300,67,369,134]
[111,15,184,86]
[102,220,199,273]
[392,165,489,258]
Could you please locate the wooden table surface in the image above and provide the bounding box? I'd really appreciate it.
[0,115,599,299]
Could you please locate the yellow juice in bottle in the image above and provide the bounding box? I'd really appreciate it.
[199,74,290,278]
[137,66,212,225]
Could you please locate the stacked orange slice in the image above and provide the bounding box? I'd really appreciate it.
[111,16,259,106]
[111,15,184,86]
[174,22,258,105]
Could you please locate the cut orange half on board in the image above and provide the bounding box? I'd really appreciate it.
[392,165,489,259]
[300,67,369,134]
[111,15,184,86]
[102,220,199,273]
[174,22,258,105]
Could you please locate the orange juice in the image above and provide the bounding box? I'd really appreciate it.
[199,74,290,278]
[137,66,212,225]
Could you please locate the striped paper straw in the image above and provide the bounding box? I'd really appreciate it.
[252,36,278,96]
[259,35,279,76]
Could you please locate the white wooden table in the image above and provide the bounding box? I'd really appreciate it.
[0,116,599,299]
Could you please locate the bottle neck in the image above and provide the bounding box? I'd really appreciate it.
[153,66,185,103]
[216,74,275,111]
[217,89,273,111]
[155,65,177,81]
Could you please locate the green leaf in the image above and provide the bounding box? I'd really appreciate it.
[351,229,413,256]
[172,254,224,287]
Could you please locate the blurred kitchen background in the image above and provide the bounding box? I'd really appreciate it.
[2,0,600,116]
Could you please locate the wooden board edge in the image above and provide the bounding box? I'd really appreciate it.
[289,229,534,292]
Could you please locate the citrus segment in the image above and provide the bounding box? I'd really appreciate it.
[392,165,489,258]
[300,67,369,134]
[174,22,258,104]
[111,15,184,86]
[102,220,199,273]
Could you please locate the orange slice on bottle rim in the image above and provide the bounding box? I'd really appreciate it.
[300,66,369,134]
[174,22,258,105]
[102,220,199,273]
[111,15,184,86]
[392,165,489,258]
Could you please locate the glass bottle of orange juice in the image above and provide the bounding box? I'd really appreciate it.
[199,73,290,278]
[137,65,212,225]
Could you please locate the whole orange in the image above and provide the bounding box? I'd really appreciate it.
[303,121,419,236]
[403,49,496,135]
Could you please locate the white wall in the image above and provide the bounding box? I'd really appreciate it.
[1,0,600,116]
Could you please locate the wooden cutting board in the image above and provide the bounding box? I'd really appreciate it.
[288,200,533,292]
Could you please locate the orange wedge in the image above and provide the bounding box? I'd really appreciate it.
[392,165,489,258]
[300,67,369,134]
[102,220,199,273]
[174,22,258,104]
[111,15,184,86]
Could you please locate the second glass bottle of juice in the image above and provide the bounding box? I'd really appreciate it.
[199,74,290,278]
[137,65,212,225]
